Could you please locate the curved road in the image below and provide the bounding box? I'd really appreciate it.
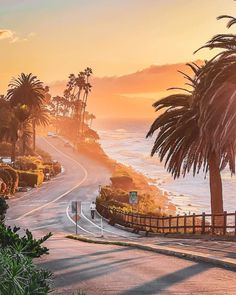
[6,136,236,294]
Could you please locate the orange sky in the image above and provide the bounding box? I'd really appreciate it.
[1,0,236,118]
[50,61,202,119]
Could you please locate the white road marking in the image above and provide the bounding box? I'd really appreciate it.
[13,136,138,239]
[66,205,97,236]
[14,137,88,221]
[80,202,131,238]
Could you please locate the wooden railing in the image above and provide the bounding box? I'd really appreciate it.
[96,203,236,236]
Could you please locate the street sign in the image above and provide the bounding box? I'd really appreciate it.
[129,191,138,204]
[71,201,78,235]
[71,201,77,213]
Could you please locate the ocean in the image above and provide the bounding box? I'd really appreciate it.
[94,119,236,215]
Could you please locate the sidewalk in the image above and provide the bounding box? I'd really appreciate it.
[72,202,236,269]
[67,232,236,270]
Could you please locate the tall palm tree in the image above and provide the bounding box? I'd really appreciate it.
[148,14,236,217]
[147,58,236,216]
[81,68,92,136]
[89,113,96,128]
[7,73,45,157]
[7,73,45,109]
[30,106,50,151]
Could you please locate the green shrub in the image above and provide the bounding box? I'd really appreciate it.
[15,156,40,171]
[52,161,61,175]
[0,197,8,223]
[0,168,13,194]
[0,181,7,193]
[18,170,44,187]
[0,247,53,295]
[0,223,52,258]
[0,165,19,194]
[35,148,52,162]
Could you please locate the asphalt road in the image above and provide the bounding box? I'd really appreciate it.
[6,136,236,295]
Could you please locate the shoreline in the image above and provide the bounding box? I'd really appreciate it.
[77,140,177,215]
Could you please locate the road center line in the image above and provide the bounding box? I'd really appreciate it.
[14,137,88,221]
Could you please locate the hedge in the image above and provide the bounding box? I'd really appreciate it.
[0,165,19,194]
[17,170,44,187]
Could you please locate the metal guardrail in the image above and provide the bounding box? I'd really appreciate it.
[96,203,236,235]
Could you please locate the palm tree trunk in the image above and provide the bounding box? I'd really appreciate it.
[81,92,88,136]
[33,120,36,151]
[11,140,16,162]
[209,152,224,231]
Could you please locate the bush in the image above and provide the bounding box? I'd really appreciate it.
[14,156,42,171]
[0,197,8,223]
[18,170,44,187]
[52,161,61,175]
[0,165,19,194]
[0,223,52,258]
[0,168,13,195]
[35,148,52,162]
[0,247,53,295]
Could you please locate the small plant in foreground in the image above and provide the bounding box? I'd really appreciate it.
[0,223,52,257]
[0,247,53,295]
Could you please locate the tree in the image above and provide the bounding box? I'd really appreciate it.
[7,73,45,158]
[30,106,49,151]
[7,73,45,110]
[147,13,236,217]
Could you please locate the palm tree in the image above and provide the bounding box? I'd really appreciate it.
[7,73,45,109]
[7,73,46,157]
[147,58,236,217]
[81,68,92,136]
[30,106,50,151]
[0,99,30,161]
[148,14,236,217]
[89,113,96,128]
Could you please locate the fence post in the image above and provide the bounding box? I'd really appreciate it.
[156,217,159,233]
[223,211,227,235]
[169,215,172,233]
[192,213,196,234]
[235,211,236,236]
[184,213,187,234]
[202,212,205,235]
[212,214,215,235]
[176,215,179,233]
[162,217,165,233]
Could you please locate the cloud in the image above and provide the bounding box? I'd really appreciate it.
[0,29,36,43]
[0,29,14,40]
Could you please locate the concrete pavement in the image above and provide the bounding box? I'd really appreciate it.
[6,135,236,294]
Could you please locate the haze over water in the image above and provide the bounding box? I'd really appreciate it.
[95,119,236,215]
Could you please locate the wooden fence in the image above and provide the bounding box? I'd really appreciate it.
[96,203,236,236]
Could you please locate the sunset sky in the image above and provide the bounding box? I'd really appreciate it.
[1,0,236,118]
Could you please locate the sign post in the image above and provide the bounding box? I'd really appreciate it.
[129,191,138,214]
[71,201,78,234]
[129,191,138,205]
